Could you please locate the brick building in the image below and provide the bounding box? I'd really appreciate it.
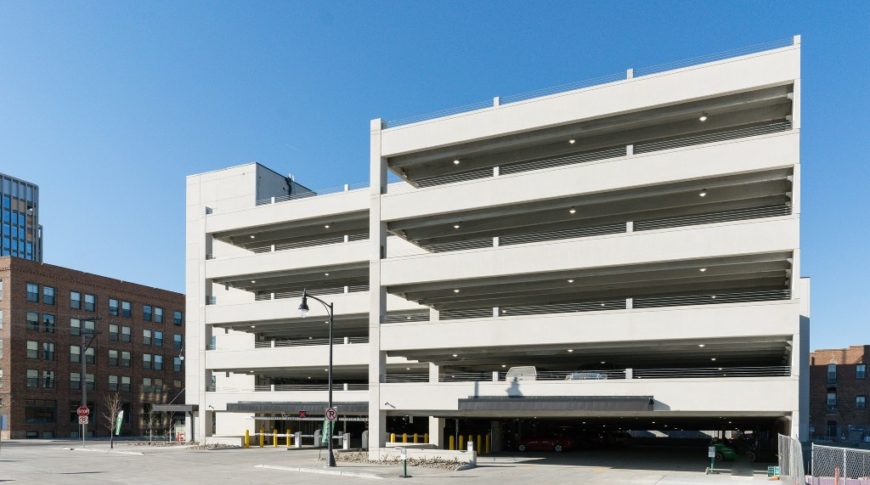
[0,256,185,439]
[810,345,870,444]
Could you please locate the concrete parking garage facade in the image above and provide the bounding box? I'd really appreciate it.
[186,37,809,455]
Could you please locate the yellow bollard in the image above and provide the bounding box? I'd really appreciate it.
[273,429,278,447]
[244,429,250,448]
[459,435,465,450]
[402,433,408,444]
[286,430,291,449]
[485,434,491,455]
[424,433,429,444]
[390,432,396,443]
[259,428,264,448]
[477,435,482,454]
[413,433,418,444]
[449,435,455,450]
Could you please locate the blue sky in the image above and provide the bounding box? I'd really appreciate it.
[0,1,867,350]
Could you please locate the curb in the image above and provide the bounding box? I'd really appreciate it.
[255,464,384,480]
[64,447,144,456]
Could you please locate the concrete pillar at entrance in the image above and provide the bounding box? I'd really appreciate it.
[429,417,444,447]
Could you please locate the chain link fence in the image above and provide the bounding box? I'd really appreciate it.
[809,443,870,484]
[779,434,807,485]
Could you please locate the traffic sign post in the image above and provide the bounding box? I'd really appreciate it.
[325,407,337,422]
[77,406,90,417]
[79,416,89,425]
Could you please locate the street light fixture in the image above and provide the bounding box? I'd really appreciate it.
[298,289,337,468]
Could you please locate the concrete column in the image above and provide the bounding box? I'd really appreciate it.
[429,308,439,322]
[491,421,503,452]
[270,339,275,348]
[626,144,634,156]
[429,363,439,383]
[344,234,349,243]
[492,96,500,107]
[626,221,634,233]
[492,306,500,317]
[492,372,499,382]
[626,68,634,79]
[270,243,275,252]
[344,336,349,344]
[428,417,444,447]
[625,368,633,380]
[626,298,633,309]
[368,118,388,457]
[492,236,499,248]
[493,166,500,177]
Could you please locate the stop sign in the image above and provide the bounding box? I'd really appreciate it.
[77,406,90,417]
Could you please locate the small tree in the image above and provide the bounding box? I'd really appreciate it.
[143,404,158,443]
[102,393,122,449]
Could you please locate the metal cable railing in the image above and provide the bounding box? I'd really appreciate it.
[437,289,790,321]
[634,121,792,154]
[633,37,795,77]
[499,299,626,317]
[255,182,368,206]
[416,167,493,188]
[439,308,495,321]
[634,205,791,231]
[427,238,493,253]
[382,313,430,323]
[500,223,625,246]
[383,366,790,384]
[384,37,796,128]
[252,336,369,349]
[633,366,791,379]
[500,146,626,176]
[254,285,369,302]
[633,289,791,309]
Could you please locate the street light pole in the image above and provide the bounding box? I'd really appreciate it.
[298,289,336,467]
[76,316,101,445]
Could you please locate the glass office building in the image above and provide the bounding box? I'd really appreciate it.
[1,173,41,261]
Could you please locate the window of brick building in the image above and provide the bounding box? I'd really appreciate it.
[121,376,131,392]
[26,312,39,331]
[154,331,163,347]
[827,364,837,383]
[43,370,55,389]
[42,313,55,333]
[70,291,81,310]
[108,375,118,392]
[143,353,152,370]
[43,286,55,305]
[173,334,183,351]
[26,282,38,302]
[109,324,118,341]
[26,340,38,359]
[173,356,183,372]
[858,395,867,410]
[154,307,164,324]
[143,329,152,345]
[42,342,55,361]
[121,351,131,368]
[827,391,838,409]
[173,311,183,326]
[154,354,163,371]
[70,318,81,336]
[70,345,81,363]
[108,350,119,367]
[108,298,119,316]
[858,364,867,380]
[121,326,131,343]
[143,304,152,321]
[24,400,56,424]
[26,369,39,388]
[121,301,131,318]
[84,293,96,312]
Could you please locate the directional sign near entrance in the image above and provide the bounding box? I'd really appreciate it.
[77,406,90,417]
[325,407,338,422]
[79,416,89,425]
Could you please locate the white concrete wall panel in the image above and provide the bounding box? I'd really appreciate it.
[381,300,799,352]
[381,216,798,286]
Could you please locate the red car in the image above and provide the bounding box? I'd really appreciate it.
[517,435,574,452]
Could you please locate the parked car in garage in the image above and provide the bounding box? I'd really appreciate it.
[518,435,575,452]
